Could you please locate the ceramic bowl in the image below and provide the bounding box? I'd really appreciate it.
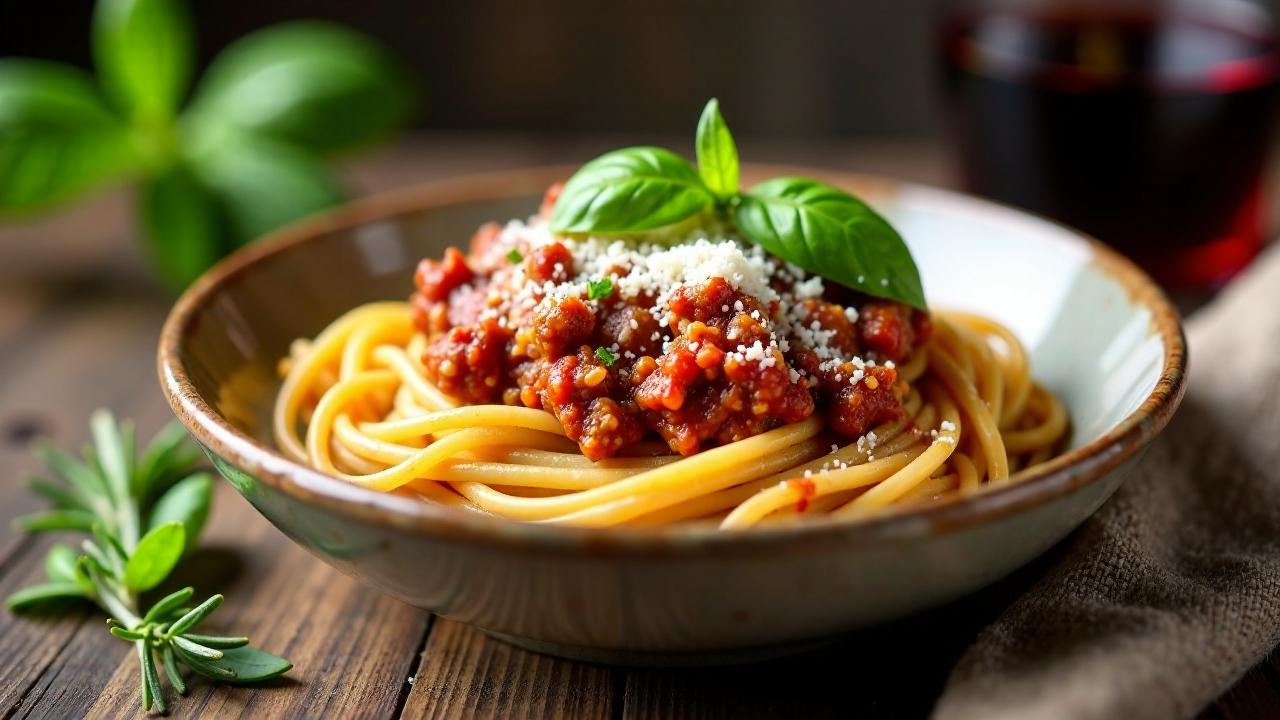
[158,166,1186,663]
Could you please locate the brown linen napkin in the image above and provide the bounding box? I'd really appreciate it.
[934,247,1280,720]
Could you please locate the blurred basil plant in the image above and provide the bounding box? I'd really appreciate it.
[0,0,414,290]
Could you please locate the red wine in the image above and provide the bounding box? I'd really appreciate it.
[943,5,1280,288]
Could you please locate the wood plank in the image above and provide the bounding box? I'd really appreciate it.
[401,619,619,720]
[63,485,431,719]
[2,136,1279,719]
[0,281,174,718]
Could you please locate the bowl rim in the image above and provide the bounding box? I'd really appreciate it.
[157,165,1187,555]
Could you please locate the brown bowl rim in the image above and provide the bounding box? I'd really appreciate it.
[157,165,1187,555]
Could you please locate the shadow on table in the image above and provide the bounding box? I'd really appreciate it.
[625,543,1069,719]
[158,546,246,600]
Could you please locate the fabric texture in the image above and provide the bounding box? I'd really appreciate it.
[934,248,1280,720]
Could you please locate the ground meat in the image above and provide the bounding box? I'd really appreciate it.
[414,247,473,303]
[827,365,902,437]
[534,296,595,358]
[528,241,573,283]
[421,318,511,403]
[517,346,646,460]
[408,204,931,460]
[858,301,920,363]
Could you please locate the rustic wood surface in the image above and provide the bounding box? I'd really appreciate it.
[1,135,1276,719]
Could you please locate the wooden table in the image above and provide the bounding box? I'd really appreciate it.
[1,136,1277,719]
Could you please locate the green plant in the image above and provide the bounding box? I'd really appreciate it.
[0,0,414,291]
[7,410,290,713]
[549,99,926,310]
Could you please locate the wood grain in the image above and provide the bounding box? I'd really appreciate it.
[0,136,1275,720]
[401,619,618,720]
[78,485,431,719]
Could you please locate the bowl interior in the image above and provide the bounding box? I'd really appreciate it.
[176,169,1168,512]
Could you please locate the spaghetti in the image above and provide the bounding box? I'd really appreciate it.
[272,202,1067,529]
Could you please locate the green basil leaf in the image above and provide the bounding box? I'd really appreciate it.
[549,147,713,233]
[5,581,89,611]
[0,60,139,214]
[203,645,293,683]
[734,177,926,310]
[44,544,85,585]
[92,0,193,121]
[695,98,739,199]
[139,163,226,292]
[190,132,344,246]
[188,21,413,155]
[122,521,185,592]
[147,473,213,548]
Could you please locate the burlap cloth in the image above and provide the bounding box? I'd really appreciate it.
[934,247,1280,720]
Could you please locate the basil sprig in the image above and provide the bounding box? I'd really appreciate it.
[0,0,413,292]
[549,99,926,310]
[549,147,714,233]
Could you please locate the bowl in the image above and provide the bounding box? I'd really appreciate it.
[158,166,1186,663]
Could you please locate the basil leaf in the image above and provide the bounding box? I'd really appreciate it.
[188,22,413,155]
[139,163,225,292]
[190,132,344,246]
[147,473,213,548]
[549,147,713,233]
[734,177,926,310]
[123,521,185,592]
[203,645,293,683]
[0,60,139,214]
[695,98,738,199]
[92,0,193,121]
[5,581,89,611]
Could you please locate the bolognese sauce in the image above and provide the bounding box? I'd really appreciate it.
[411,184,931,461]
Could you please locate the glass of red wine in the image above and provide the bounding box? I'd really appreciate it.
[941,0,1280,289]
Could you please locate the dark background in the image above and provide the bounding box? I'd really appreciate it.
[0,1,941,139]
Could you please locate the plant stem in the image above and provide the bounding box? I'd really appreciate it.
[116,495,141,554]
[89,571,140,627]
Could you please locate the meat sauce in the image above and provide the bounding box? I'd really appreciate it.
[410,185,931,461]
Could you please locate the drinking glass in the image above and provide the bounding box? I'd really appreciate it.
[940,0,1280,288]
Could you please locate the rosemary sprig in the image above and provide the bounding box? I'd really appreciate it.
[6,410,291,713]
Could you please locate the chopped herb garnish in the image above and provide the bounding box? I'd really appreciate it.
[595,347,618,367]
[587,277,614,301]
[506,249,523,263]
